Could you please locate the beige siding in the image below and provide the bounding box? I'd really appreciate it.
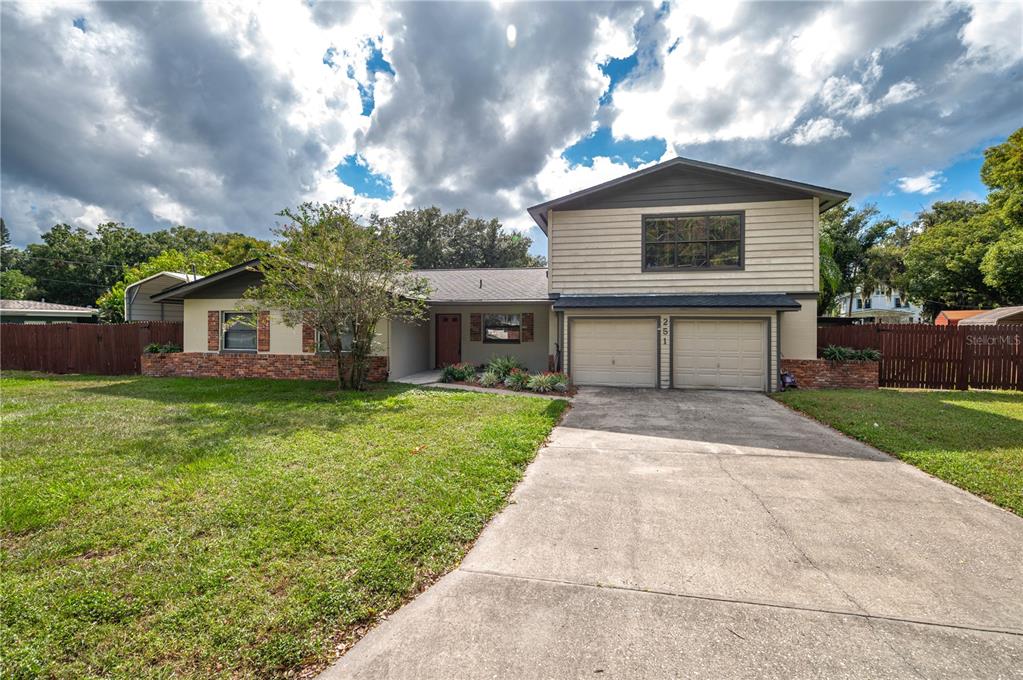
[182,298,388,355]
[427,303,552,372]
[780,298,817,360]
[549,199,817,294]
[562,307,780,391]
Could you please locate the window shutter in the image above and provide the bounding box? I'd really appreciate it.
[470,314,482,342]
[257,311,270,352]
[521,312,534,342]
[207,311,220,351]
[302,322,316,353]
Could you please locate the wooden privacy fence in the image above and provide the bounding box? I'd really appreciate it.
[818,324,1022,391]
[1,322,183,375]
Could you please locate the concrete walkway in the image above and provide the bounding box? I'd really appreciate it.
[321,387,1023,679]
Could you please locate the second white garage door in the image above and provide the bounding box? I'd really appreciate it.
[570,318,657,388]
[673,319,767,391]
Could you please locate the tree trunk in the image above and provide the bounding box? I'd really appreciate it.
[335,349,346,391]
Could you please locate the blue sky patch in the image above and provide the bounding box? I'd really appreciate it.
[72,17,87,32]
[345,38,395,116]
[599,51,638,105]
[334,154,394,200]
[562,126,665,169]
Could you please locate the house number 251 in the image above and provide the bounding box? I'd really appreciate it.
[661,317,669,346]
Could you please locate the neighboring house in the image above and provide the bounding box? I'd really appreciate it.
[0,299,98,324]
[935,310,988,326]
[833,288,923,323]
[957,306,1023,326]
[149,157,850,392]
[124,272,200,322]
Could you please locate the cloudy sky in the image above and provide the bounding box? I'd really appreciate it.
[1,1,1021,255]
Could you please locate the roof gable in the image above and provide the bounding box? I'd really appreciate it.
[528,156,850,232]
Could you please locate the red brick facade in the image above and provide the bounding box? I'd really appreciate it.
[207,311,219,351]
[522,312,534,342]
[257,312,270,352]
[142,352,389,382]
[781,359,878,389]
[302,323,316,353]
[469,313,482,341]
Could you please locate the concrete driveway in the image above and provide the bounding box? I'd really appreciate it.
[321,387,1023,679]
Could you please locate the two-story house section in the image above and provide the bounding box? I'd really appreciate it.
[834,287,923,323]
[528,157,849,392]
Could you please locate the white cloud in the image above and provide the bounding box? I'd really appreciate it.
[896,171,945,195]
[959,0,1023,65]
[785,118,850,146]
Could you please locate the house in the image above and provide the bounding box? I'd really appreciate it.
[957,306,1023,326]
[0,299,98,324]
[124,272,200,322]
[147,157,850,392]
[833,287,923,323]
[935,309,988,326]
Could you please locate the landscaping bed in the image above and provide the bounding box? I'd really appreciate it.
[440,356,576,396]
[1,372,567,678]
[774,388,1023,516]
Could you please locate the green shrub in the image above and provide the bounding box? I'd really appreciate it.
[503,368,530,391]
[144,342,183,354]
[821,345,880,362]
[478,370,501,387]
[486,355,526,379]
[441,363,477,383]
[821,345,854,361]
[526,372,568,393]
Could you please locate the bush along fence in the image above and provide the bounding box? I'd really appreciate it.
[1,322,183,375]
[817,324,1022,391]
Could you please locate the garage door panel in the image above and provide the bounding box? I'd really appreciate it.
[673,319,766,391]
[570,318,657,388]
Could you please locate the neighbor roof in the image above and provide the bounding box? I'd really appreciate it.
[551,293,800,310]
[418,268,549,302]
[957,306,1023,326]
[151,260,551,304]
[0,300,97,316]
[527,156,851,232]
[937,310,987,321]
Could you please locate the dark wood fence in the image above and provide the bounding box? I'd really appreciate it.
[1,322,183,375]
[818,324,1022,391]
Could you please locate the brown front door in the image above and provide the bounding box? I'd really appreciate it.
[435,314,461,367]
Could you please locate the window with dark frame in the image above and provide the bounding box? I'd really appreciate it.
[483,313,521,344]
[643,213,742,270]
[222,312,257,351]
[316,328,353,353]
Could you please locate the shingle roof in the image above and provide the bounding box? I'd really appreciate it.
[937,310,987,321]
[418,268,550,302]
[957,306,1023,326]
[0,300,97,314]
[552,294,801,310]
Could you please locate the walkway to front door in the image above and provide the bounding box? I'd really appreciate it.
[435,313,460,368]
[320,387,1023,679]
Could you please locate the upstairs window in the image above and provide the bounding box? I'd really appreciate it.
[222,312,256,351]
[643,213,743,270]
[856,298,863,309]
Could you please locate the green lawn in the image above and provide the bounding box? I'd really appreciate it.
[774,388,1023,516]
[1,373,567,679]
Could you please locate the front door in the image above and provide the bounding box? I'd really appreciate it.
[435,314,461,367]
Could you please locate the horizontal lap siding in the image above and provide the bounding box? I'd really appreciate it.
[549,200,816,294]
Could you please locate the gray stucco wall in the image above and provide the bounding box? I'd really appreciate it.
[389,318,431,379]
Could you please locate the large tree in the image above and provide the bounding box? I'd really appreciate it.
[96,249,230,322]
[820,203,898,316]
[246,202,429,390]
[373,207,545,269]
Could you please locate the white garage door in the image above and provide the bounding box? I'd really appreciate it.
[570,318,657,388]
[673,319,766,391]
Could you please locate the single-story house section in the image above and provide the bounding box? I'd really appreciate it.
[124,272,200,322]
[957,306,1023,326]
[0,299,98,324]
[935,310,988,326]
[148,156,851,392]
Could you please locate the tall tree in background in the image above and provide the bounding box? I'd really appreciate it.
[820,203,897,316]
[96,249,230,322]
[374,207,545,269]
[246,202,429,390]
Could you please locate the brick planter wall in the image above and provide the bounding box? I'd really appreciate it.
[142,352,388,382]
[781,358,878,389]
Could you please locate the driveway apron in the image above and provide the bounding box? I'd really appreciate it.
[321,387,1023,679]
